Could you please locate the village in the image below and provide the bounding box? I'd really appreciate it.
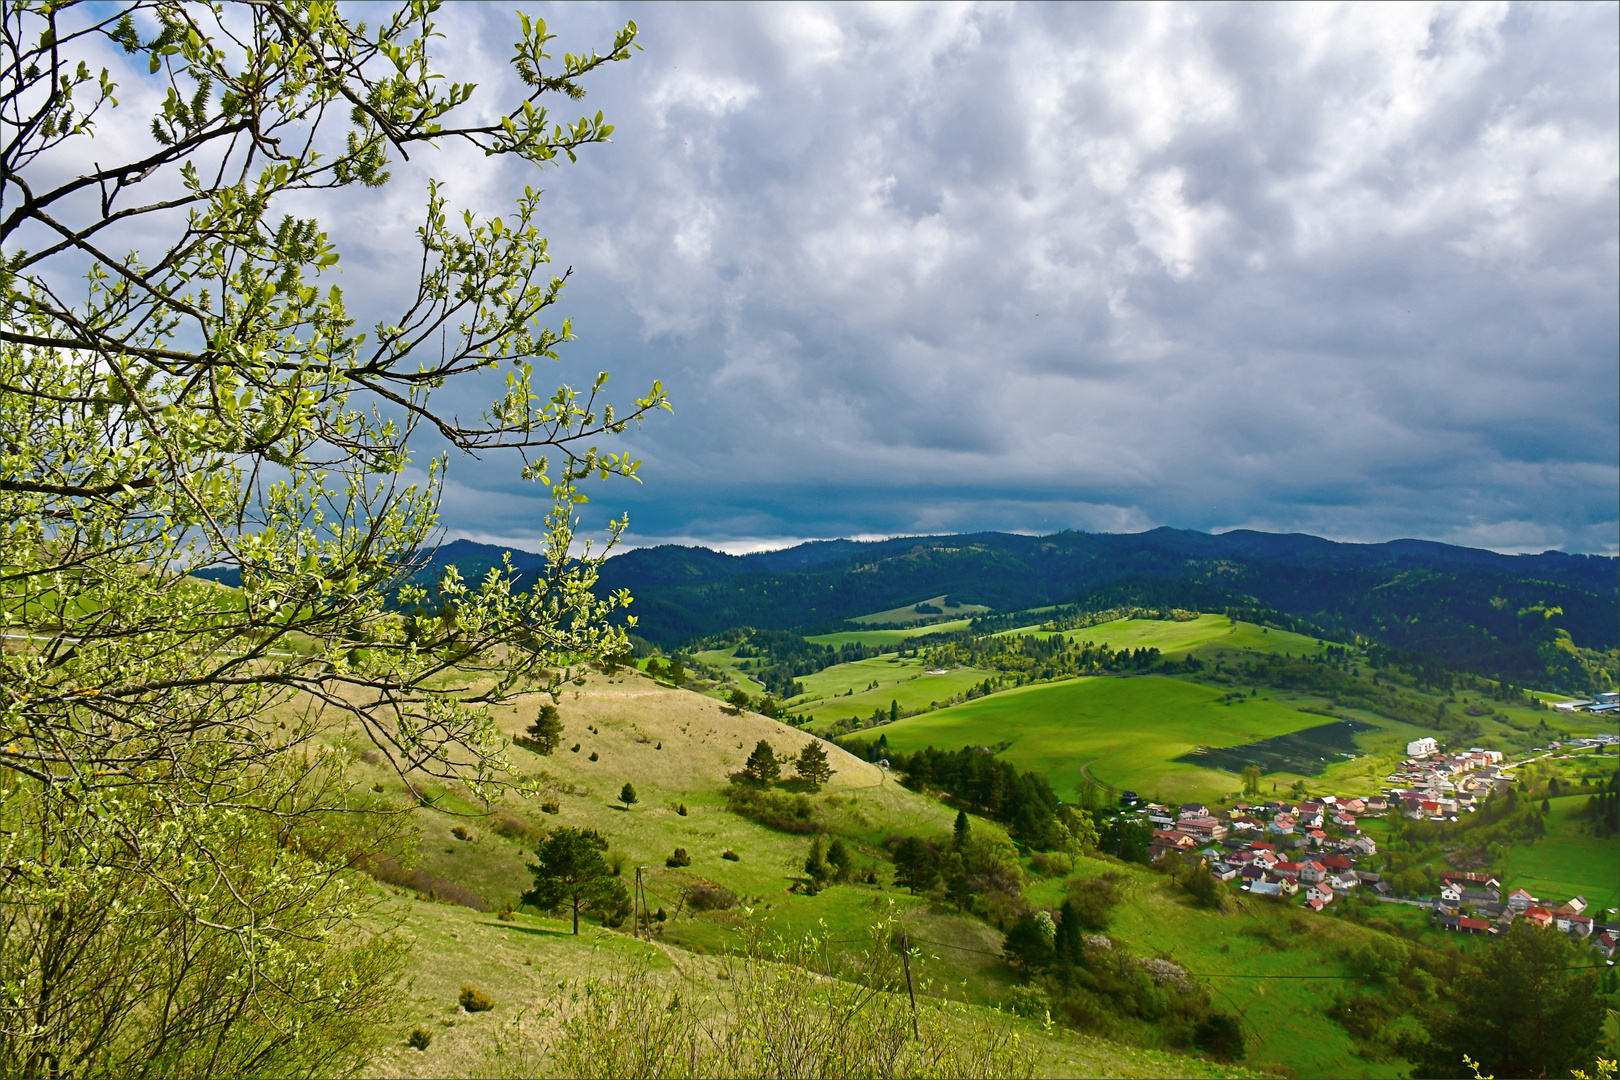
[1125,728,1620,959]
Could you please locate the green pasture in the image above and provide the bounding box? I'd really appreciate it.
[1018,854,1410,1078]
[871,675,1359,804]
[804,620,975,648]
[1501,795,1620,915]
[786,656,1000,727]
[1000,614,1330,659]
[849,595,990,626]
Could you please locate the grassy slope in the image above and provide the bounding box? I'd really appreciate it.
[354,674,1259,1078]
[850,595,991,625]
[805,620,975,647]
[997,615,1330,657]
[1023,855,1415,1080]
[870,676,1348,804]
[362,898,1259,1080]
[1499,794,1620,915]
[789,655,1000,726]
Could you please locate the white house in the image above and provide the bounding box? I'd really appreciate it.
[1406,737,1439,757]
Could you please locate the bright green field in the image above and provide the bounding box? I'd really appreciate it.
[805,620,974,648]
[1501,794,1620,915]
[1044,854,1414,1078]
[1002,615,1330,658]
[787,655,999,726]
[849,595,990,626]
[872,675,1349,804]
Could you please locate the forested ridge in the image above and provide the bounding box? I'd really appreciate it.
[383,528,1616,692]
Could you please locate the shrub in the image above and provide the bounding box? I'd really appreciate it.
[655,907,667,922]
[497,908,516,922]
[685,885,738,911]
[540,800,561,815]
[1065,875,1121,931]
[588,751,599,762]
[725,783,822,834]
[408,1026,433,1051]
[364,856,493,912]
[451,825,473,841]
[571,744,581,753]
[667,848,691,868]
[1194,1011,1245,1061]
[721,849,740,861]
[677,803,688,816]
[459,985,494,1012]
[490,811,542,843]
[1029,851,1074,877]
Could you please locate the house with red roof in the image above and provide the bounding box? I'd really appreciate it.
[1523,906,1554,928]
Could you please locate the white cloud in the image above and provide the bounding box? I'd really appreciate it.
[221,2,1618,554]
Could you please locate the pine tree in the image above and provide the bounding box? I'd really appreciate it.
[523,828,627,935]
[744,740,780,784]
[794,741,833,789]
[620,782,638,811]
[525,704,564,754]
[953,809,971,851]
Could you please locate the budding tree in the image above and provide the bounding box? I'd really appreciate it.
[0,2,661,1072]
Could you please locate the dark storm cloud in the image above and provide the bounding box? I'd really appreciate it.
[329,2,1617,555]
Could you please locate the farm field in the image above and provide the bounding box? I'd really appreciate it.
[787,655,1000,726]
[868,675,1362,804]
[804,619,974,648]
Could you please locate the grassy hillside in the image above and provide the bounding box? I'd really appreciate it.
[851,595,992,625]
[1021,854,1421,1079]
[347,673,1269,1078]
[1025,614,1329,658]
[1499,794,1620,915]
[361,896,1260,1079]
[787,655,1001,727]
[867,676,1387,804]
[806,620,975,647]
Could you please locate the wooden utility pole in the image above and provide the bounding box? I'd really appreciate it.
[899,931,918,1038]
[633,866,646,940]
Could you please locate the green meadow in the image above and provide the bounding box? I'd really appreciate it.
[1501,794,1620,915]
[848,595,991,625]
[870,675,1354,803]
[1002,614,1330,658]
[788,655,1000,725]
[1020,853,1415,1079]
[805,619,975,648]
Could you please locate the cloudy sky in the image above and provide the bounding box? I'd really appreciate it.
[345,3,1618,554]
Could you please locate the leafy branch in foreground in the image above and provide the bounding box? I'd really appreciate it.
[1,1,662,1074]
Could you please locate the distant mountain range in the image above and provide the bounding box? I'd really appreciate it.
[196,528,1619,691]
